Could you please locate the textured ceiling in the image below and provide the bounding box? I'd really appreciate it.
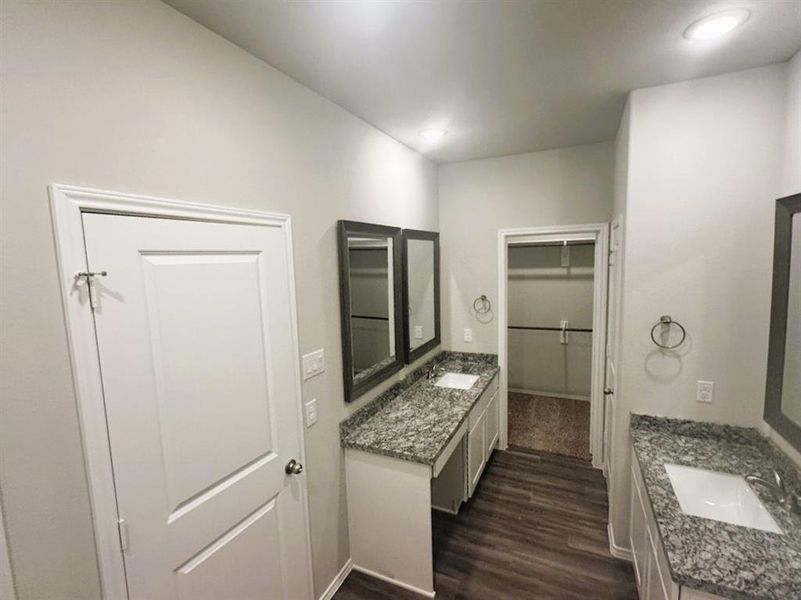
[165,0,801,163]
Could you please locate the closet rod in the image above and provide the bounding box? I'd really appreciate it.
[508,325,593,333]
[508,241,595,248]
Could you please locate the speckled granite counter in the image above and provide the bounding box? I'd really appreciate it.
[630,414,801,600]
[340,352,498,465]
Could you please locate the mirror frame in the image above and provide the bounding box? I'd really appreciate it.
[337,220,404,402]
[765,192,801,452]
[401,229,441,364]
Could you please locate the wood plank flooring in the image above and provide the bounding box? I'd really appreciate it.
[334,447,636,600]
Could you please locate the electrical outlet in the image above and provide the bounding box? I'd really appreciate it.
[305,399,318,427]
[414,325,423,339]
[302,349,325,380]
[464,328,473,343]
[697,380,714,403]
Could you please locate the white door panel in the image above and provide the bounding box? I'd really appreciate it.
[82,212,310,600]
[175,500,283,600]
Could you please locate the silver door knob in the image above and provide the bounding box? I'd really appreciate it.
[603,387,614,395]
[285,459,303,475]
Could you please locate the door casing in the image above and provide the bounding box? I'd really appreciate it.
[49,184,314,599]
[497,223,610,469]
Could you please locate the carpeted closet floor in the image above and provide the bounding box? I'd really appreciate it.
[507,392,591,461]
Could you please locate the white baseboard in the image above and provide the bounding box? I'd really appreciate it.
[607,523,632,562]
[351,564,436,598]
[508,388,590,402]
[319,558,353,600]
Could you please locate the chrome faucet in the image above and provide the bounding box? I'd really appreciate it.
[745,470,801,515]
[426,361,444,380]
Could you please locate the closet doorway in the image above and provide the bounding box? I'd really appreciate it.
[497,224,608,468]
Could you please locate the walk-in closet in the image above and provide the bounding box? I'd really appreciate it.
[507,241,595,460]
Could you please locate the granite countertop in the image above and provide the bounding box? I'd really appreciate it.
[340,351,499,465]
[630,414,801,600]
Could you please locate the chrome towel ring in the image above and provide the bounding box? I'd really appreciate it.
[650,315,686,350]
[473,295,492,314]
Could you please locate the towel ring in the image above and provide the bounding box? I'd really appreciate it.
[473,295,492,314]
[650,315,686,350]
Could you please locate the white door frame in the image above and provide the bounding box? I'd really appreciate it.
[497,223,609,469]
[49,184,314,599]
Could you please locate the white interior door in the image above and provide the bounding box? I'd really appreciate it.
[604,218,622,477]
[82,212,311,600]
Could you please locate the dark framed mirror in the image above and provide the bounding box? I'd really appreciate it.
[337,220,404,402]
[402,229,440,364]
[765,192,801,451]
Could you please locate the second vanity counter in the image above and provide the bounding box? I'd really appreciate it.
[630,414,801,600]
[340,351,499,465]
[340,351,499,597]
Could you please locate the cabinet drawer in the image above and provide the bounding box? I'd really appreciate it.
[469,374,498,429]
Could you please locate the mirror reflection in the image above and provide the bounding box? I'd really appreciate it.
[402,230,440,363]
[782,213,801,426]
[407,239,435,352]
[348,236,396,383]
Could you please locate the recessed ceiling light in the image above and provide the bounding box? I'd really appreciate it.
[419,128,448,142]
[684,9,750,40]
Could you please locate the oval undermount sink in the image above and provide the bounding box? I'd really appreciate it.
[434,373,479,390]
[664,463,782,534]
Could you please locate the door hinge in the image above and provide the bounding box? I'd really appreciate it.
[117,518,130,554]
[75,271,107,310]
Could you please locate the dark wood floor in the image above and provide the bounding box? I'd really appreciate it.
[334,447,637,600]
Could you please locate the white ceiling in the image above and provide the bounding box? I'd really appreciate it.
[164,0,801,163]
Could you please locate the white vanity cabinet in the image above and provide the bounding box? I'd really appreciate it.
[467,375,499,497]
[630,449,679,600]
[630,449,728,600]
[432,374,499,511]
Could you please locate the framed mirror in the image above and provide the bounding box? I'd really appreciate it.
[402,229,440,364]
[337,220,403,402]
[765,193,801,451]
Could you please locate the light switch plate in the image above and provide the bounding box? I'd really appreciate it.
[304,399,318,427]
[464,328,473,343]
[697,380,714,403]
[414,325,423,339]
[302,349,325,380]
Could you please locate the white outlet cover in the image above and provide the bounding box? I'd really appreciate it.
[304,399,318,427]
[464,328,473,342]
[697,380,714,403]
[414,325,423,339]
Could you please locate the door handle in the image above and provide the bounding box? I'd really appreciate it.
[285,459,303,475]
[603,387,614,395]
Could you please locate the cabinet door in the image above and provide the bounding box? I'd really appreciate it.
[645,544,669,600]
[468,412,486,497]
[485,391,499,455]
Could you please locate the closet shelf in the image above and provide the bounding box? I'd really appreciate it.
[508,325,592,333]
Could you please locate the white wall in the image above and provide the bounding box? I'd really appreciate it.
[507,245,594,397]
[0,2,437,599]
[782,50,801,197]
[438,142,614,354]
[609,64,789,548]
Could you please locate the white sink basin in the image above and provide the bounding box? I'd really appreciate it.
[434,373,479,390]
[664,464,782,534]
